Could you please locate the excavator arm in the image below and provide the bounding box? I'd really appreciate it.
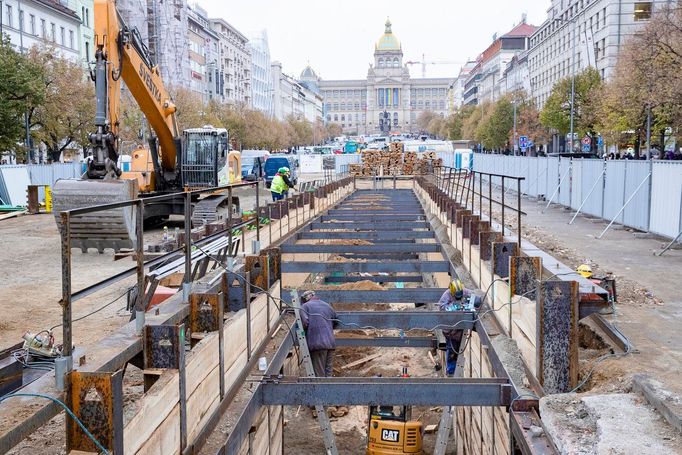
[88,0,179,178]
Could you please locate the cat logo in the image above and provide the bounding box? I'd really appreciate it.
[381,429,400,442]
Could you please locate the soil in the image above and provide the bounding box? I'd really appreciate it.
[294,280,386,291]
[317,239,374,246]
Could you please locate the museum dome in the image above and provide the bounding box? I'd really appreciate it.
[376,19,401,51]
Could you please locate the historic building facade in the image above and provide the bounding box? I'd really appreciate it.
[309,19,454,135]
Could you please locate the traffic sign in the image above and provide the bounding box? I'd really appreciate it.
[582,143,591,153]
[519,136,529,148]
[581,136,592,146]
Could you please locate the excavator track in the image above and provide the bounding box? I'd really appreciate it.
[52,179,138,253]
[191,193,240,226]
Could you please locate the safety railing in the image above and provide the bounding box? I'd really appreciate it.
[436,166,525,247]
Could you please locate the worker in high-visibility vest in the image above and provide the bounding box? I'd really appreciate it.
[270,167,294,201]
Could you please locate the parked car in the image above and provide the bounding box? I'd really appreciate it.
[264,156,298,188]
[241,156,265,181]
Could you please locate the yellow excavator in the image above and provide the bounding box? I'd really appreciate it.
[52,0,241,252]
[367,405,423,454]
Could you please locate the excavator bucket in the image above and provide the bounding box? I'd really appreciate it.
[52,179,139,253]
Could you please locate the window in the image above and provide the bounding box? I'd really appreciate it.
[60,27,65,45]
[334,114,338,121]
[85,8,89,27]
[333,103,338,110]
[41,19,46,38]
[29,14,35,35]
[50,23,56,41]
[634,2,651,21]
[425,101,431,109]
[378,57,384,67]
[393,57,399,68]
[354,102,359,110]
[439,101,445,110]
[341,114,345,121]
[340,102,345,110]
[19,10,24,32]
[326,114,331,121]
[6,5,12,28]
[85,41,90,61]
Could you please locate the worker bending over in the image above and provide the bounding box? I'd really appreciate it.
[270,167,295,201]
[300,290,337,378]
[438,279,481,376]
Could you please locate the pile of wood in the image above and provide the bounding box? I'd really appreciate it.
[349,149,444,176]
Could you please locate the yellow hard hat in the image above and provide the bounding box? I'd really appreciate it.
[576,264,593,279]
[449,279,464,299]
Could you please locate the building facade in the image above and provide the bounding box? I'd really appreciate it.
[1,0,81,60]
[271,61,323,124]
[210,17,251,106]
[187,3,220,102]
[449,61,477,110]
[310,20,454,135]
[250,30,273,116]
[528,0,663,109]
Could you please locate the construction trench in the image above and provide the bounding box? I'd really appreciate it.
[1,172,678,454]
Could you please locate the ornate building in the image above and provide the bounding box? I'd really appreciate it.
[307,19,455,135]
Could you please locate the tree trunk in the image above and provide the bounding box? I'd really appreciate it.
[47,147,61,163]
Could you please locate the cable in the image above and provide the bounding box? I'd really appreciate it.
[0,393,109,454]
[49,287,132,332]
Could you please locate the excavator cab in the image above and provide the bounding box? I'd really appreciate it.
[367,405,423,454]
[182,126,236,188]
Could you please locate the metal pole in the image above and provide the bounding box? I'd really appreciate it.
[227,187,233,257]
[135,201,144,311]
[569,19,576,154]
[597,172,652,239]
[513,99,517,156]
[501,176,505,236]
[569,169,605,224]
[255,182,260,242]
[517,178,522,248]
[488,177,492,220]
[646,105,652,160]
[183,192,192,301]
[60,212,73,362]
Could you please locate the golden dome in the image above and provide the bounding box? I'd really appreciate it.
[376,18,401,51]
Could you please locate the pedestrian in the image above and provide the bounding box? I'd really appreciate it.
[300,290,337,378]
[269,167,291,202]
[438,279,481,376]
[280,167,295,198]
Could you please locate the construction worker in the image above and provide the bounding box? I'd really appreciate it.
[300,290,337,378]
[438,279,481,376]
[270,167,290,201]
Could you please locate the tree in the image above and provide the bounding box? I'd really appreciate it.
[416,111,439,133]
[507,92,549,147]
[540,68,603,142]
[27,46,95,162]
[0,37,45,160]
[443,105,475,140]
[479,97,514,150]
[325,123,342,140]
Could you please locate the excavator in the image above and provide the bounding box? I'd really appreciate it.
[52,0,241,252]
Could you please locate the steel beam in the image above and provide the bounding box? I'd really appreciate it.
[298,231,434,239]
[335,311,474,330]
[327,210,423,215]
[310,222,430,230]
[335,254,420,260]
[260,377,512,406]
[282,261,449,273]
[510,409,559,455]
[335,336,436,348]
[321,215,425,221]
[323,275,423,283]
[282,289,447,304]
[219,386,264,455]
[281,243,440,253]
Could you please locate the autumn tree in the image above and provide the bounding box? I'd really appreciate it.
[416,111,439,133]
[540,67,603,149]
[26,46,95,162]
[0,37,45,161]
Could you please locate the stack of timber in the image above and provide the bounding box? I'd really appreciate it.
[348,164,362,176]
[403,152,417,175]
[358,150,404,176]
[388,141,404,153]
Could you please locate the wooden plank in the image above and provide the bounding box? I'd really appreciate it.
[340,353,382,370]
[186,365,220,442]
[251,408,269,455]
[135,404,181,455]
[185,333,219,393]
[124,371,179,454]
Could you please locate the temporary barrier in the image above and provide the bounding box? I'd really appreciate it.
[471,153,682,240]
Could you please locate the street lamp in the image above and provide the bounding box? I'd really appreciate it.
[553,15,578,154]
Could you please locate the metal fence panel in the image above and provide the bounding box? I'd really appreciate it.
[570,159,583,210]
[333,154,361,173]
[579,160,605,218]
[649,161,682,238]
[622,160,651,231]
[27,162,81,185]
[524,157,539,196]
[603,161,626,224]
[436,151,455,168]
[546,157,560,200]
[558,158,572,206]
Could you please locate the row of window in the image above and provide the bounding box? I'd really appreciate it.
[322,87,447,101]
[4,4,78,50]
[324,100,447,111]
[377,57,400,68]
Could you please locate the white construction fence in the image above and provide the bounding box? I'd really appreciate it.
[472,154,682,240]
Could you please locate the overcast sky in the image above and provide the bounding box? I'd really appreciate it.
[199,0,550,80]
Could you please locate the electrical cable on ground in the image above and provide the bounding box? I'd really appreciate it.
[0,393,109,454]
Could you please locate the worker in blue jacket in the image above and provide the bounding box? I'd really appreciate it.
[438,279,481,376]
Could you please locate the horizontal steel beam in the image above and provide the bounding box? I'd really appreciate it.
[299,231,434,239]
[335,336,436,348]
[335,254,420,260]
[335,310,474,330]
[323,275,423,283]
[310,222,430,230]
[282,288,446,304]
[260,377,512,406]
[282,261,449,273]
[328,210,424,215]
[321,215,425,222]
[281,243,440,253]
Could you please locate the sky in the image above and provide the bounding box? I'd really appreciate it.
[199,0,550,80]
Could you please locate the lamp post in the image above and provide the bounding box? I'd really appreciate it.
[554,15,578,154]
